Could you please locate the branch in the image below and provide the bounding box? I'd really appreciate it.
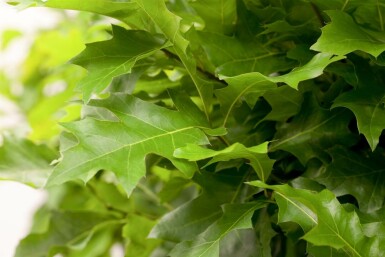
[161,48,228,86]
[310,2,325,27]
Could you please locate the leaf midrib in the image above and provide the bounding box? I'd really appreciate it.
[55,126,195,178]
[277,192,362,257]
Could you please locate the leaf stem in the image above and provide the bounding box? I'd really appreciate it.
[161,48,227,86]
[218,135,230,146]
[378,0,384,31]
[310,2,325,26]
[341,0,349,11]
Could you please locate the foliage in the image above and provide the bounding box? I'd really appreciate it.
[2,0,385,256]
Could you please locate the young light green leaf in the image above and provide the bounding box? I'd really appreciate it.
[71,26,167,101]
[48,94,209,196]
[250,181,385,257]
[0,136,56,187]
[311,10,385,57]
[169,202,266,257]
[123,215,161,257]
[14,210,119,257]
[7,0,153,30]
[174,142,274,182]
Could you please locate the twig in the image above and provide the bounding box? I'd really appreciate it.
[161,48,227,86]
[310,2,325,26]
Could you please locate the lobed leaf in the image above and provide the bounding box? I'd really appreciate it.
[71,25,168,101]
[311,10,385,57]
[250,181,385,257]
[217,53,344,125]
[150,170,253,242]
[47,93,209,196]
[169,202,266,257]
[317,146,385,212]
[333,81,385,150]
[269,93,356,164]
[174,142,274,182]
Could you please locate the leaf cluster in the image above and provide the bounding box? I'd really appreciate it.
[2,0,385,256]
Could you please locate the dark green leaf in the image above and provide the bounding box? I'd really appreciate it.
[270,93,356,164]
[250,181,385,257]
[333,79,385,150]
[316,146,385,212]
[169,202,266,257]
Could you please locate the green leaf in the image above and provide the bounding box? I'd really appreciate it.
[254,209,276,257]
[135,0,213,120]
[262,85,302,122]
[71,25,167,101]
[190,0,236,34]
[123,215,161,257]
[268,53,345,89]
[150,170,251,242]
[48,93,209,195]
[1,29,22,50]
[169,201,266,257]
[8,0,154,30]
[269,93,356,164]
[0,136,56,187]
[217,53,343,125]
[333,81,385,151]
[216,73,277,125]
[192,31,294,76]
[311,10,385,57]
[316,146,385,212]
[14,210,118,257]
[149,194,224,242]
[135,0,189,53]
[174,142,274,182]
[250,181,385,257]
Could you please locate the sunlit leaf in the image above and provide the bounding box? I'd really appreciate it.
[71,26,168,101]
[47,93,209,195]
[174,142,274,181]
[311,10,385,57]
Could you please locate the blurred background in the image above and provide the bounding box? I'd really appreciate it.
[0,3,59,257]
[0,2,112,256]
